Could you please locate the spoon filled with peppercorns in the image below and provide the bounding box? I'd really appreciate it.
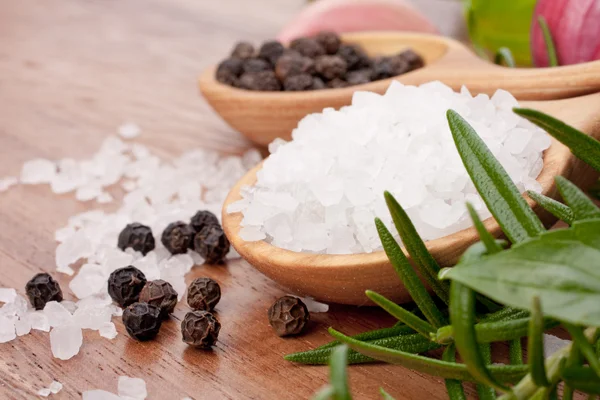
[199,31,600,147]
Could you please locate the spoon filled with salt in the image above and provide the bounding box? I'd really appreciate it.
[221,90,600,306]
[199,32,600,146]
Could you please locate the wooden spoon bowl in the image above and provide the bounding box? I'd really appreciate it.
[200,32,600,146]
[222,93,600,305]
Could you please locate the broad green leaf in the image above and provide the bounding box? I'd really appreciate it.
[537,16,558,67]
[528,297,550,386]
[562,367,600,395]
[328,328,528,383]
[564,325,600,379]
[527,190,574,225]
[450,281,510,392]
[514,108,600,173]
[375,219,447,328]
[494,47,516,68]
[330,345,352,400]
[315,324,413,351]
[443,219,600,327]
[384,192,450,304]
[466,202,503,254]
[379,388,395,400]
[447,110,545,243]
[555,177,600,221]
[366,290,435,338]
[312,385,335,400]
[476,343,497,399]
[442,344,467,400]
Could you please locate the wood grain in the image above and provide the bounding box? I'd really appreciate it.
[0,0,471,399]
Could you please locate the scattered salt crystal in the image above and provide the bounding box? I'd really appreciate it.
[118,376,148,400]
[74,304,112,330]
[55,230,92,275]
[20,158,56,184]
[83,390,123,400]
[69,264,106,299]
[0,288,17,303]
[118,122,141,139]
[27,311,50,332]
[38,381,62,397]
[543,334,571,356]
[54,226,76,243]
[50,324,83,360]
[15,318,32,336]
[239,226,266,241]
[0,176,18,192]
[292,296,329,313]
[99,322,117,339]
[96,192,114,204]
[38,388,52,397]
[0,315,16,343]
[44,301,74,327]
[61,301,78,314]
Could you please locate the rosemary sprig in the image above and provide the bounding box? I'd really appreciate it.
[527,190,574,225]
[537,16,559,67]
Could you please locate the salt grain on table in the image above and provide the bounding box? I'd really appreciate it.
[118,376,148,400]
[38,380,63,397]
[0,176,18,192]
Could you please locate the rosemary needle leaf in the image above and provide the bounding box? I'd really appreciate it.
[562,366,600,395]
[513,107,600,173]
[528,297,550,387]
[537,16,559,67]
[379,388,396,400]
[555,176,600,221]
[312,385,335,400]
[527,190,574,225]
[329,345,352,400]
[447,110,545,244]
[494,47,516,68]
[450,281,510,393]
[375,218,447,328]
[383,191,449,304]
[564,325,600,379]
[466,202,503,254]
[476,343,498,399]
[442,344,468,400]
[509,339,523,365]
[328,328,528,383]
[315,324,413,351]
[366,290,435,338]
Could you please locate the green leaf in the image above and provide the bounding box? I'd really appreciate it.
[328,328,528,383]
[564,325,600,379]
[513,108,600,173]
[509,339,523,365]
[442,344,467,400]
[379,388,395,400]
[447,110,545,244]
[312,385,335,400]
[537,16,558,67]
[315,324,413,351]
[562,366,600,394]
[494,47,516,68]
[555,177,600,221]
[443,219,600,327]
[476,343,498,399]
[375,219,447,328]
[527,190,574,225]
[528,297,550,386]
[285,332,440,365]
[563,344,584,400]
[466,202,503,254]
[329,345,352,400]
[480,307,529,323]
[365,290,435,338]
[384,192,450,304]
[450,281,511,392]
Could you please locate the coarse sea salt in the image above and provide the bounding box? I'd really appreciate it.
[229,81,551,254]
[83,376,147,400]
[38,380,63,397]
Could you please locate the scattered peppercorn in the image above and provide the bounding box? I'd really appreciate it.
[25,273,63,310]
[181,311,221,348]
[187,277,221,311]
[216,57,244,86]
[231,42,255,59]
[194,225,230,264]
[284,74,314,91]
[275,54,314,81]
[242,58,271,74]
[337,44,370,71]
[190,210,220,233]
[290,37,326,59]
[161,221,195,255]
[268,296,310,337]
[239,71,282,91]
[117,223,155,256]
[346,69,373,85]
[315,31,342,55]
[399,49,425,70]
[107,266,147,308]
[370,56,410,80]
[139,280,178,319]
[122,302,162,341]
[315,55,347,80]
[258,41,285,66]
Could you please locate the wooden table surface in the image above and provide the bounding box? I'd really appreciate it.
[0,1,482,399]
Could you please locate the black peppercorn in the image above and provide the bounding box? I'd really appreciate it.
[284,74,314,91]
[122,302,162,341]
[315,31,342,55]
[258,41,285,65]
[231,42,255,59]
[107,266,147,308]
[337,44,370,70]
[193,225,230,264]
[398,49,425,70]
[181,311,221,348]
[346,69,373,85]
[25,273,63,310]
[268,296,310,337]
[187,277,221,311]
[312,77,326,90]
[239,71,282,91]
[190,210,220,234]
[371,56,410,80]
[290,37,326,59]
[315,55,347,80]
[274,53,315,81]
[242,58,272,74]
[216,57,244,86]
[139,279,178,319]
[327,78,350,89]
[161,221,195,255]
[117,223,155,256]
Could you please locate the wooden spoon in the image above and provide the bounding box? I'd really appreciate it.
[200,32,600,147]
[222,92,600,305]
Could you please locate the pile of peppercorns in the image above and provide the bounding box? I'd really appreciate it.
[112,210,227,347]
[215,31,424,91]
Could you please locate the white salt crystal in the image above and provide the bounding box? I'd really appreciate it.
[96,192,114,204]
[99,322,117,339]
[83,390,122,400]
[50,324,83,360]
[69,263,106,299]
[55,230,92,275]
[38,388,52,397]
[54,226,76,243]
[15,318,32,336]
[0,288,17,303]
[118,122,141,139]
[27,311,50,332]
[0,315,16,343]
[61,300,78,314]
[239,226,266,241]
[44,301,74,327]
[74,305,112,330]
[543,334,571,356]
[49,381,63,394]
[297,296,329,313]
[20,159,56,184]
[118,376,148,400]
[0,176,18,192]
